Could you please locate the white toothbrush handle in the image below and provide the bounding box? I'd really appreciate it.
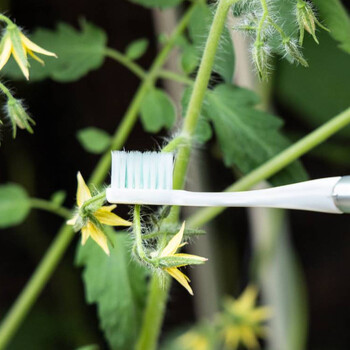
[107,177,350,213]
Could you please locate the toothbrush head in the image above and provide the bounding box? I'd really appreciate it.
[111,151,174,190]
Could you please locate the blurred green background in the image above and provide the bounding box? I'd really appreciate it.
[0,0,349,349]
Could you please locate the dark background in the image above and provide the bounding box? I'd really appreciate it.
[0,0,349,349]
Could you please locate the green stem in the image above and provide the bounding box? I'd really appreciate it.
[134,205,146,260]
[0,5,197,349]
[158,69,193,86]
[30,198,71,219]
[136,2,237,349]
[89,3,197,185]
[0,226,74,350]
[170,0,237,220]
[105,48,146,79]
[0,14,13,26]
[135,277,170,350]
[0,81,15,100]
[187,107,350,228]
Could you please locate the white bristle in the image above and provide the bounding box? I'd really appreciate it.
[111,151,174,190]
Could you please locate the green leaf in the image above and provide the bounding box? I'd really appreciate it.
[188,3,235,83]
[181,46,199,74]
[129,0,183,9]
[203,84,308,186]
[2,20,107,82]
[50,190,67,206]
[0,184,31,228]
[312,0,350,54]
[275,31,350,138]
[125,38,149,60]
[140,88,176,133]
[77,127,111,154]
[76,232,148,350]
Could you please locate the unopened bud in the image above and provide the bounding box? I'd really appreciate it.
[283,38,308,67]
[296,0,329,45]
[252,41,270,81]
[5,98,35,138]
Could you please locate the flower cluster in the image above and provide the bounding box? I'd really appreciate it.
[0,14,56,79]
[67,172,131,255]
[172,285,271,350]
[154,222,207,295]
[232,0,328,80]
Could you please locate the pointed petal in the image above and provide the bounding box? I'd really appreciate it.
[97,205,117,213]
[87,221,110,255]
[0,36,12,71]
[81,225,90,245]
[165,267,193,295]
[223,326,240,350]
[240,326,259,349]
[248,306,272,323]
[160,221,185,257]
[94,209,132,227]
[76,172,91,206]
[20,33,57,57]
[66,214,78,226]
[174,253,208,262]
[236,285,258,312]
[28,50,44,65]
[12,46,29,80]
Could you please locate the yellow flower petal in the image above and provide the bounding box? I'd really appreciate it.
[0,35,12,71]
[247,306,272,323]
[223,325,240,350]
[94,209,132,227]
[160,221,185,257]
[240,326,259,349]
[97,205,117,213]
[87,221,110,255]
[235,285,258,313]
[76,172,91,207]
[11,46,29,80]
[165,267,193,295]
[28,50,44,65]
[20,32,57,57]
[81,224,90,245]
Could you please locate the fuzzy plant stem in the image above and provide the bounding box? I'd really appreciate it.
[187,106,350,228]
[135,1,239,350]
[0,5,197,349]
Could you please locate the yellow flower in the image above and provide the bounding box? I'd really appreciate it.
[178,329,211,350]
[67,172,131,255]
[159,222,207,295]
[0,24,57,80]
[221,285,272,350]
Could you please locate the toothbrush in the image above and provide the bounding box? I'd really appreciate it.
[106,151,350,214]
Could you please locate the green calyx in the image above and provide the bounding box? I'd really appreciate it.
[6,98,35,138]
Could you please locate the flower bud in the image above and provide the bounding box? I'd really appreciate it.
[283,38,308,67]
[5,98,35,138]
[296,0,329,45]
[252,41,270,81]
[157,255,207,268]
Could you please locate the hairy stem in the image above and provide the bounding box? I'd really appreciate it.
[0,4,197,349]
[187,106,350,228]
[136,1,238,349]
